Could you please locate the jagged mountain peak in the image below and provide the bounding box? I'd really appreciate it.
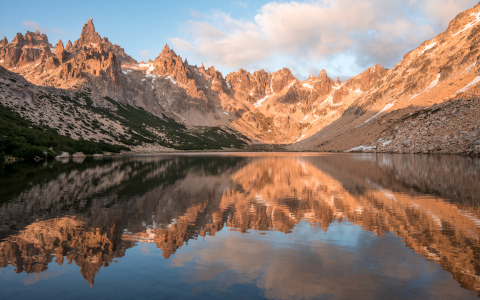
[56,39,64,49]
[11,32,24,45]
[2,2,479,153]
[65,40,73,50]
[158,43,176,59]
[73,17,101,49]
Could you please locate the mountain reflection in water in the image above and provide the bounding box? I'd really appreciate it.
[0,153,479,299]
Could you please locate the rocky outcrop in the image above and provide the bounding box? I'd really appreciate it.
[72,152,86,158]
[0,37,8,47]
[55,39,66,64]
[73,18,102,50]
[0,30,52,68]
[344,63,388,92]
[291,2,480,154]
[152,44,189,84]
[2,3,480,154]
[65,40,73,51]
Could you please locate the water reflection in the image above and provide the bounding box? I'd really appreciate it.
[0,153,479,298]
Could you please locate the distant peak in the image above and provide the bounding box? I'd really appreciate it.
[369,63,385,72]
[158,43,176,59]
[318,69,328,80]
[12,33,24,45]
[73,17,102,49]
[65,40,73,51]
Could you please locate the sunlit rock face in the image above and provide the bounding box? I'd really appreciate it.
[293,3,480,154]
[2,3,480,152]
[0,154,479,294]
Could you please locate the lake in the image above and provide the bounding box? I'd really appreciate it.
[0,153,479,299]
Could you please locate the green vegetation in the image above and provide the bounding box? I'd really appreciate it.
[99,96,249,150]
[0,104,129,161]
[0,89,250,161]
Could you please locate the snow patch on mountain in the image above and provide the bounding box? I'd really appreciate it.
[303,83,313,89]
[165,75,177,84]
[453,11,480,36]
[425,73,441,91]
[356,103,395,128]
[457,76,480,93]
[410,73,441,100]
[465,61,477,74]
[421,42,437,54]
[346,145,376,152]
[146,73,156,83]
[254,94,269,107]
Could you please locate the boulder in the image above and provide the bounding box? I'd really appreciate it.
[72,152,86,158]
[55,152,71,159]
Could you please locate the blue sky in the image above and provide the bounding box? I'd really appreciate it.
[1,0,478,80]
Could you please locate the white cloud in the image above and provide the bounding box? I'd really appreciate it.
[232,1,249,8]
[171,0,479,79]
[140,49,151,60]
[22,20,65,35]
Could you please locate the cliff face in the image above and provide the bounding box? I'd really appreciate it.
[1,3,480,153]
[292,4,480,154]
[0,17,390,146]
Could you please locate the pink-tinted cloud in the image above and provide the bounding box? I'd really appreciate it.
[140,49,151,60]
[171,0,478,79]
[22,20,65,36]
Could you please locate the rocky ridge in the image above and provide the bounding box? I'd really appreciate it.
[0,17,390,147]
[1,4,480,154]
[292,3,480,154]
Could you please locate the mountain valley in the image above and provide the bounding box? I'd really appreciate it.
[1,3,480,158]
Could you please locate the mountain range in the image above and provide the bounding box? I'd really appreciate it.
[1,3,480,156]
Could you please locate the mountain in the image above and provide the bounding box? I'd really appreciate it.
[0,17,392,154]
[291,3,480,154]
[1,4,480,156]
[0,19,252,157]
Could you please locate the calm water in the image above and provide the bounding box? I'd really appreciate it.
[0,153,479,299]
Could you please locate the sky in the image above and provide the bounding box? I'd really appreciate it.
[1,0,479,81]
